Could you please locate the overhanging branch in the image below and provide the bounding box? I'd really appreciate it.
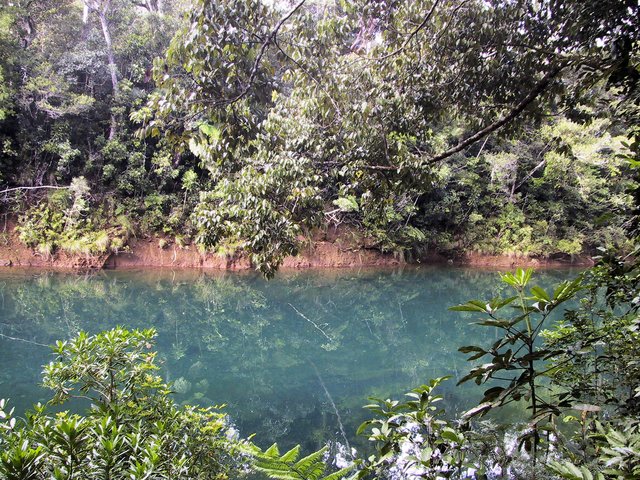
[378,0,441,61]
[426,64,567,165]
[229,0,307,105]
[0,185,69,196]
[358,64,566,173]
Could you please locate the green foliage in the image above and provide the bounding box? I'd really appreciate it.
[0,9,15,122]
[549,420,640,480]
[133,0,637,273]
[16,202,66,257]
[540,242,640,419]
[254,444,353,480]
[182,168,198,192]
[0,0,637,273]
[0,327,253,479]
[139,0,276,168]
[451,269,582,423]
[141,193,172,234]
[333,196,359,213]
[353,377,470,479]
[543,305,640,415]
[194,155,323,277]
[43,327,167,407]
[16,181,130,258]
[419,117,633,259]
[446,259,640,477]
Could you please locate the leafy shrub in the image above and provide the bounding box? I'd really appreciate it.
[0,328,252,480]
[141,193,174,234]
[16,203,65,255]
[353,377,469,479]
[16,185,129,258]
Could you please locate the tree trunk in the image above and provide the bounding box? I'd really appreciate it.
[18,16,36,48]
[148,0,160,13]
[98,10,119,139]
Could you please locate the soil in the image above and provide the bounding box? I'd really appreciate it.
[454,251,594,268]
[0,222,593,271]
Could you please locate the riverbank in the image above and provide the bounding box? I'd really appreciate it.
[0,224,593,270]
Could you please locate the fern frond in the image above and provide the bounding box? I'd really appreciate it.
[255,458,297,473]
[262,443,281,458]
[322,465,355,480]
[254,464,303,480]
[254,444,353,480]
[293,447,328,480]
[281,445,301,463]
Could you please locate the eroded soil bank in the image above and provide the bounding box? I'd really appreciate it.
[0,225,593,270]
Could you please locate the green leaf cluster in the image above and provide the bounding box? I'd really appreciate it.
[0,327,252,479]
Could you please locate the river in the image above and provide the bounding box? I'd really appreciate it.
[0,266,580,452]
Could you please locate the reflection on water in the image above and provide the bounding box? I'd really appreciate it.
[0,266,580,451]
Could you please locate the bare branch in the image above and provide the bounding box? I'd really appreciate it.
[288,303,333,342]
[0,185,69,195]
[514,158,547,192]
[0,333,48,347]
[362,164,398,171]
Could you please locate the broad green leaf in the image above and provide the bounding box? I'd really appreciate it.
[449,300,488,313]
[332,196,359,212]
[198,123,221,141]
[440,427,463,444]
[530,285,550,302]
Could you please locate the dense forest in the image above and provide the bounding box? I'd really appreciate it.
[0,0,639,479]
[0,0,638,274]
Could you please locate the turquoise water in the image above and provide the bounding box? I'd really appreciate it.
[0,266,580,452]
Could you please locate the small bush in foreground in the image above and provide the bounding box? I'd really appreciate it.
[0,328,251,479]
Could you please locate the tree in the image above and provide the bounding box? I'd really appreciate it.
[145,0,638,275]
[0,0,636,272]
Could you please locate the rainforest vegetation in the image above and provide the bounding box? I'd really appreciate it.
[0,0,639,478]
[0,0,637,273]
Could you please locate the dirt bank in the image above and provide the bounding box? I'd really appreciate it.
[452,251,594,268]
[101,236,404,269]
[0,224,592,270]
[0,225,405,270]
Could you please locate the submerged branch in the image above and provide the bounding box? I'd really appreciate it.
[310,360,351,454]
[0,333,49,347]
[288,303,333,343]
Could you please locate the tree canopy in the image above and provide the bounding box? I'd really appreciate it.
[0,0,637,274]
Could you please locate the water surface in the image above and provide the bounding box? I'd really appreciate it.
[0,266,580,452]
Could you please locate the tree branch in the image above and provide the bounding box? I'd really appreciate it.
[0,185,69,195]
[230,0,306,105]
[273,39,343,119]
[514,158,547,192]
[362,164,398,171]
[426,64,567,165]
[378,0,441,61]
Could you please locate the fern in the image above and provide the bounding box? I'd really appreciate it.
[254,444,354,480]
